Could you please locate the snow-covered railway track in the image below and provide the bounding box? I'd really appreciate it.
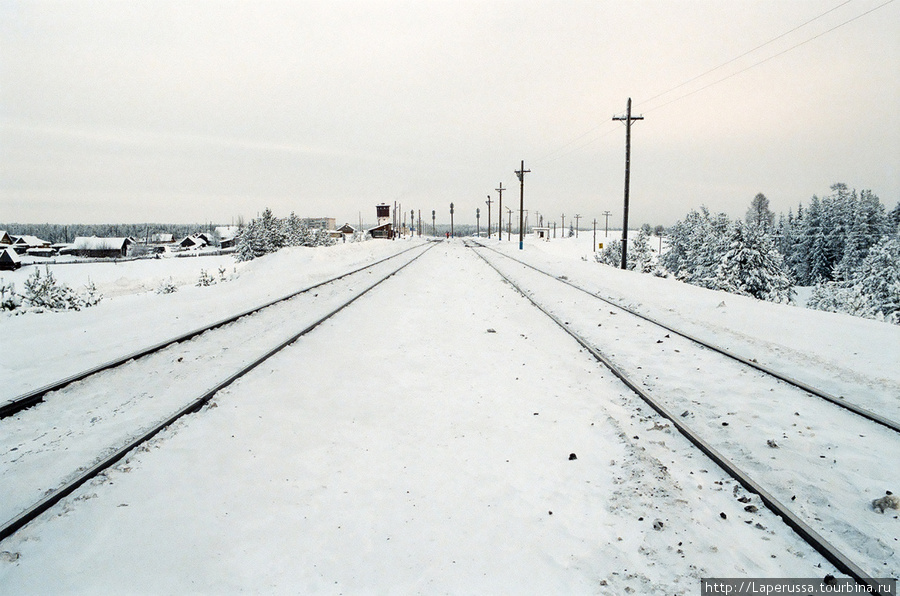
[1,243,428,420]
[0,242,435,543]
[473,242,900,434]
[468,241,897,590]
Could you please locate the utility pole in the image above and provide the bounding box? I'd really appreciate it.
[514,161,529,250]
[485,195,493,239]
[411,209,415,238]
[613,97,644,270]
[495,183,505,240]
[476,208,481,238]
[450,202,455,238]
[574,214,581,238]
[561,214,565,234]
[418,210,422,237]
[603,210,611,238]
[593,219,597,252]
[432,210,436,236]
[506,207,512,241]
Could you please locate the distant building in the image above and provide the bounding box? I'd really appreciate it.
[178,235,208,250]
[11,235,50,254]
[369,204,393,239]
[70,236,133,258]
[0,247,21,270]
[301,218,336,231]
[533,227,551,240]
[151,233,175,243]
[215,226,240,249]
[0,231,12,246]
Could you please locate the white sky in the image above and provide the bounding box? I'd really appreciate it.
[1,0,898,227]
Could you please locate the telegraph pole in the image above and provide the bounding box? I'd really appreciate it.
[613,97,644,270]
[450,202,455,238]
[495,182,505,240]
[476,208,481,238]
[485,195,493,239]
[561,214,565,234]
[574,214,581,238]
[593,219,597,252]
[432,210,436,236]
[603,210,611,238]
[515,160,529,250]
[506,207,512,241]
[418,210,422,237]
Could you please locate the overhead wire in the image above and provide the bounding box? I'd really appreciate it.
[530,0,894,168]
[636,0,856,110]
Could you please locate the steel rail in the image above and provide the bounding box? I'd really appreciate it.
[0,242,435,543]
[472,241,900,435]
[1,243,427,419]
[468,242,888,591]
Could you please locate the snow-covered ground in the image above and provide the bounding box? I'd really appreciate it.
[1,236,897,593]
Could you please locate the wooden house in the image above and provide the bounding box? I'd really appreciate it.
[0,247,22,270]
[0,231,12,246]
[71,236,133,258]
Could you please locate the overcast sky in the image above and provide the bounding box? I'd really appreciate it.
[1,0,898,228]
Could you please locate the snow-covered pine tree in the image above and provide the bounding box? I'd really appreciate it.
[630,228,655,273]
[714,221,794,303]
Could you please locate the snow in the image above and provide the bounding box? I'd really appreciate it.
[1,235,898,593]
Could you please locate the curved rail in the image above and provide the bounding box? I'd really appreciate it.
[1,243,427,419]
[472,241,900,435]
[467,241,888,591]
[0,242,434,543]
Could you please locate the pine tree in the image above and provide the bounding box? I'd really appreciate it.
[715,221,794,303]
[745,193,775,230]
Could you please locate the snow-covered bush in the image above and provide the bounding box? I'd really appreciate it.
[22,266,100,311]
[196,269,216,287]
[235,208,336,262]
[1,280,20,310]
[594,230,654,273]
[156,278,178,294]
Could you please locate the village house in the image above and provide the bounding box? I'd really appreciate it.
[0,247,22,270]
[69,236,134,258]
[0,231,12,246]
[11,235,50,254]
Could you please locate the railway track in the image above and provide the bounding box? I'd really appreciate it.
[473,241,900,434]
[467,240,897,590]
[1,242,429,419]
[0,242,435,543]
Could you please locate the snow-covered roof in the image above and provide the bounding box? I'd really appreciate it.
[72,236,132,250]
[0,247,21,262]
[0,231,11,245]
[151,233,174,243]
[13,235,49,247]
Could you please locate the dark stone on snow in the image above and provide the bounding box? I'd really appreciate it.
[744,505,758,513]
[720,512,727,519]
[568,453,577,460]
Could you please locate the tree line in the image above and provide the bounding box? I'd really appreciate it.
[599,184,900,325]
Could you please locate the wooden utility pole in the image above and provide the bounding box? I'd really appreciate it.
[515,160,529,250]
[593,219,597,252]
[432,210,436,236]
[450,202,455,238]
[485,195,493,239]
[495,182,506,240]
[476,208,481,237]
[603,210,611,238]
[613,98,643,269]
[574,214,581,238]
[561,214,565,234]
[506,207,512,241]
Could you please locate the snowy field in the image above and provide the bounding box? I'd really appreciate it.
[1,235,898,594]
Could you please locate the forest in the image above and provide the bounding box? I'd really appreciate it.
[600,183,900,325]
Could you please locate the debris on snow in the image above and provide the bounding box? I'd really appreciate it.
[872,493,900,513]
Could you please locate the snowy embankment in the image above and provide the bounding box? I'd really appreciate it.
[0,237,897,593]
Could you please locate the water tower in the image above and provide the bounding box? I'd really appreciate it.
[376,204,390,226]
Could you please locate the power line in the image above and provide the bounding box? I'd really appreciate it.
[641,0,895,115]
[638,0,856,109]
